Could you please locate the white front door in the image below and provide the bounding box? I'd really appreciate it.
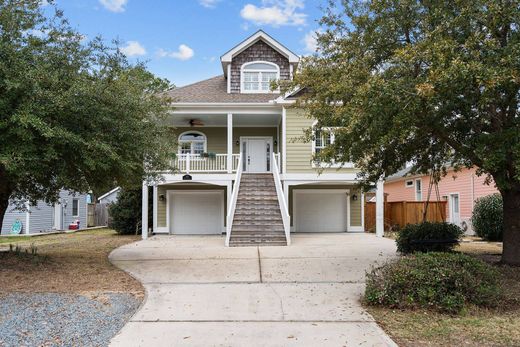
[242,137,272,173]
[450,193,461,226]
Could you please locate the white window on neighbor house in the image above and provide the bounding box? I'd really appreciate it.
[405,180,414,188]
[241,61,279,93]
[72,198,79,217]
[178,131,207,155]
[415,178,422,201]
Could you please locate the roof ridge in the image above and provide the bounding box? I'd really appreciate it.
[170,75,224,92]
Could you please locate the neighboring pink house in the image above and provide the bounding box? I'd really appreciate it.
[384,167,499,234]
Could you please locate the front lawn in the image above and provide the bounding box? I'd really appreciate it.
[0,228,144,346]
[367,240,520,347]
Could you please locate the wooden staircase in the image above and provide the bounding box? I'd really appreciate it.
[229,173,287,247]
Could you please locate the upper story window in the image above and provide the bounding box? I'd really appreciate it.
[241,61,279,93]
[314,129,333,155]
[178,131,206,155]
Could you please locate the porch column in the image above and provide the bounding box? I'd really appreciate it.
[375,179,384,237]
[142,182,148,240]
[152,185,158,234]
[227,113,233,173]
[282,107,287,173]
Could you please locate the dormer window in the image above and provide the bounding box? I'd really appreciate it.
[241,61,279,93]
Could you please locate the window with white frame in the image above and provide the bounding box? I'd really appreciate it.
[178,132,206,155]
[405,180,414,188]
[314,129,333,155]
[415,178,422,201]
[241,61,279,93]
[72,198,79,217]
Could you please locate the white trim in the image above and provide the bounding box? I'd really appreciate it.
[98,187,121,201]
[240,136,273,173]
[227,113,233,173]
[220,30,299,64]
[152,185,158,233]
[282,173,360,181]
[71,198,80,218]
[227,64,231,93]
[405,180,414,188]
[166,190,225,235]
[25,204,30,235]
[240,61,280,94]
[375,179,384,237]
[142,182,148,239]
[282,107,287,174]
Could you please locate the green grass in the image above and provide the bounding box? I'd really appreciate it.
[0,235,34,244]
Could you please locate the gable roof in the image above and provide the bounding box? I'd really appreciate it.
[98,187,120,201]
[220,30,299,75]
[165,75,280,104]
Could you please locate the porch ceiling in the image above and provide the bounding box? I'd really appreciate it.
[167,114,281,127]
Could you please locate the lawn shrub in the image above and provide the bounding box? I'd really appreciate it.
[365,252,503,314]
[108,188,141,235]
[396,222,464,254]
[471,194,503,241]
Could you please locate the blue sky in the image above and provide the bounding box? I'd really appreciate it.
[50,0,326,87]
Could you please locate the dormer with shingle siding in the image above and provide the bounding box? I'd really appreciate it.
[221,30,299,95]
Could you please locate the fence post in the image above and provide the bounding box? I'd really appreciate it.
[186,153,190,173]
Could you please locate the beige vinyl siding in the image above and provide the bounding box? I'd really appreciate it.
[285,108,360,174]
[173,127,278,154]
[350,188,362,226]
[157,184,227,228]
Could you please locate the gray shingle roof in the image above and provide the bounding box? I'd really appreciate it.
[386,167,414,181]
[165,75,280,103]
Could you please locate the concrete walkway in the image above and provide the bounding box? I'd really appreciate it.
[109,233,398,347]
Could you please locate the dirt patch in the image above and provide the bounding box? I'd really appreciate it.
[0,229,143,296]
[367,241,520,347]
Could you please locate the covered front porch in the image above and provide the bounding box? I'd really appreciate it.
[166,111,283,175]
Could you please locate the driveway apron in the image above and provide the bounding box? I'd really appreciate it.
[109,233,398,347]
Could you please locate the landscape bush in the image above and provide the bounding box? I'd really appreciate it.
[365,252,503,314]
[396,222,464,254]
[108,188,142,235]
[471,194,503,241]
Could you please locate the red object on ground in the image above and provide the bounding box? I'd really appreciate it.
[68,224,79,230]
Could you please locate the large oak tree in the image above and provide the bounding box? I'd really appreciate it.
[288,0,520,264]
[0,1,175,229]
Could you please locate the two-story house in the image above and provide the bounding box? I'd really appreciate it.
[141,31,372,246]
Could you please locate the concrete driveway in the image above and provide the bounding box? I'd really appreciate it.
[109,233,398,347]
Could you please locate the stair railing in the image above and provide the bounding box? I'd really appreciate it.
[271,152,291,245]
[225,154,243,246]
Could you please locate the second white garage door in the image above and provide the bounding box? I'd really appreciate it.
[168,191,224,234]
[293,190,349,232]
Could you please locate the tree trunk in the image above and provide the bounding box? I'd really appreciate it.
[501,186,520,266]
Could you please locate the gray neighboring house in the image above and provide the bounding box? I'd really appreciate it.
[98,187,121,205]
[1,190,88,235]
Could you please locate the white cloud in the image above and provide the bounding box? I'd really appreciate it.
[120,41,146,57]
[302,29,321,53]
[240,0,307,27]
[199,0,219,8]
[156,44,194,61]
[99,0,128,13]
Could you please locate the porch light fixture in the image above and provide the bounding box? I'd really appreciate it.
[235,140,240,146]
[159,194,166,202]
[274,140,277,146]
[352,194,358,201]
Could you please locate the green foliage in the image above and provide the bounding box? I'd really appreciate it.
[365,252,503,314]
[396,222,464,254]
[108,188,142,235]
[0,1,175,221]
[472,194,504,241]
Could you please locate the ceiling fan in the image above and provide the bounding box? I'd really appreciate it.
[187,118,204,127]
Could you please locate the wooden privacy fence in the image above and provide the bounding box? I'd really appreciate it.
[94,203,110,227]
[365,200,447,232]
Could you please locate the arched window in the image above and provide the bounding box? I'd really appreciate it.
[241,61,279,93]
[178,131,206,155]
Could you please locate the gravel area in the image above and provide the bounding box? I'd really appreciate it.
[0,292,141,347]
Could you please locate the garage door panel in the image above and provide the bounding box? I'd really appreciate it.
[294,190,347,233]
[170,191,223,235]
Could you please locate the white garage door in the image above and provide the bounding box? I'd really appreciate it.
[293,190,348,232]
[169,191,224,234]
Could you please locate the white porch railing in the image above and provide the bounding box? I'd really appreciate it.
[273,152,281,173]
[271,152,291,245]
[226,154,243,246]
[173,154,240,173]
